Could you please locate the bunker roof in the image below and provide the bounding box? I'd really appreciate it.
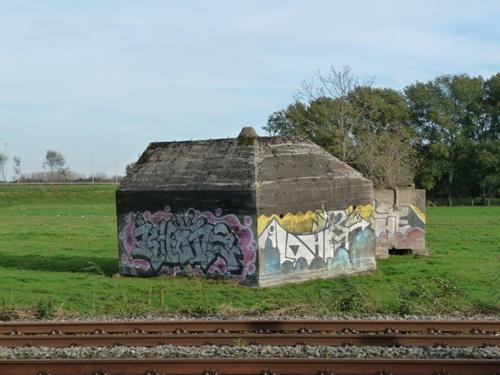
[119,127,367,192]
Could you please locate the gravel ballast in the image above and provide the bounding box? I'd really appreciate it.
[3,314,499,323]
[1,345,498,360]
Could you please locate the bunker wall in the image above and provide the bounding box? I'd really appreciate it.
[256,177,377,287]
[116,190,258,285]
[374,188,427,258]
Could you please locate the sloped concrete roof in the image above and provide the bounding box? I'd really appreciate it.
[256,136,364,185]
[119,128,366,192]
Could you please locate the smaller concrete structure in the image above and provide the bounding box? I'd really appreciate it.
[373,188,427,258]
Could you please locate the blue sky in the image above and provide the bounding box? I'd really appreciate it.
[1,0,499,178]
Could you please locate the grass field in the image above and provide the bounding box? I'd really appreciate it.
[0,184,498,319]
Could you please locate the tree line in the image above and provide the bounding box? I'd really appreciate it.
[0,149,68,182]
[265,67,500,203]
[0,150,120,183]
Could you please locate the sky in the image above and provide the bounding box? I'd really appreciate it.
[0,0,499,179]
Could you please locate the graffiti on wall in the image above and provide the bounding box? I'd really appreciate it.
[258,205,376,276]
[119,207,257,282]
[374,202,425,250]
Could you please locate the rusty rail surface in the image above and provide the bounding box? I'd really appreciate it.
[1,319,498,335]
[0,333,498,348]
[0,358,499,375]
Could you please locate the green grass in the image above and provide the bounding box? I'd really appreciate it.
[0,184,498,318]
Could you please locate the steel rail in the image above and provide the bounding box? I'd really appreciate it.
[0,358,498,375]
[0,333,498,348]
[1,320,498,335]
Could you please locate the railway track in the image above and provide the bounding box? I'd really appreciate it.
[1,319,498,335]
[0,358,499,375]
[0,320,498,374]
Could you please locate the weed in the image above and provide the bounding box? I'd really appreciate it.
[233,337,247,347]
[83,261,106,276]
[472,299,500,314]
[0,297,14,321]
[395,277,463,315]
[35,298,56,320]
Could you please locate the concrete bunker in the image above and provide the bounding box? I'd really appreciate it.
[373,188,427,258]
[116,128,380,286]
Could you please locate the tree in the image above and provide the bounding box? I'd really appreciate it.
[0,153,7,182]
[13,156,21,182]
[476,139,500,198]
[348,86,412,135]
[265,66,416,188]
[405,74,486,203]
[484,73,500,138]
[266,66,374,162]
[355,131,416,189]
[42,150,65,175]
[300,66,374,162]
[94,172,108,182]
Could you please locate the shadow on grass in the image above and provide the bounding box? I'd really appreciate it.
[0,252,118,276]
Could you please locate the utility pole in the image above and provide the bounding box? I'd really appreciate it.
[3,142,7,183]
[91,152,95,184]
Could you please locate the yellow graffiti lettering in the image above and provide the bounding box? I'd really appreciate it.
[410,204,426,223]
[355,204,374,221]
[257,210,327,235]
[257,204,374,235]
